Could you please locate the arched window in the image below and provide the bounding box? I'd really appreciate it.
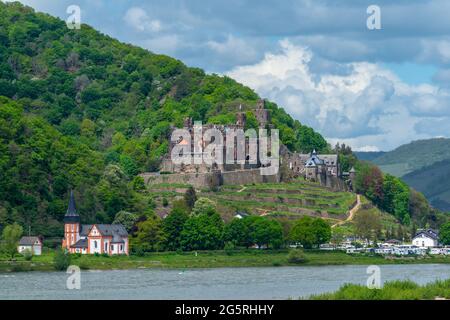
[94,241,97,249]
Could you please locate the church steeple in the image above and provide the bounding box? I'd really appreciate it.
[64,190,80,223]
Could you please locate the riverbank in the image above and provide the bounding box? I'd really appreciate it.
[1,250,450,272]
[309,278,450,300]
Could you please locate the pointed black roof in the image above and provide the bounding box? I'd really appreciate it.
[64,190,80,223]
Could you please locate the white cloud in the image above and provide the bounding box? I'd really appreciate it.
[226,40,450,151]
[124,7,161,33]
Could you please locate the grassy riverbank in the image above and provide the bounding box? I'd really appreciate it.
[310,278,450,300]
[1,250,450,272]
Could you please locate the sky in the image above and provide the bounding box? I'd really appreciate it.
[6,0,450,151]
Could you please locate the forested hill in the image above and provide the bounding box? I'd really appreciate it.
[0,2,328,236]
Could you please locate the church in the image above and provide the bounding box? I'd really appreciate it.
[62,191,129,255]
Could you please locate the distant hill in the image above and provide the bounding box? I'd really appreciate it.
[371,138,450,177]
[354,151,386,161]
[403,159,450,212]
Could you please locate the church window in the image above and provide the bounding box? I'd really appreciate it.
[94,241,97,249]
[104,242,108,252]
[111,245,114,251]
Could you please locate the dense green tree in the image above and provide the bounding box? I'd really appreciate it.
[311,218,332,245]
[162,201,189,251]
[131,216,166,252]
[180,212,224,251]
[249,217,284,249]
[112,211,138,232]
[289,216,331,249]
[439,222,450,245]
[1,223,23,259]
[223,218,251,248]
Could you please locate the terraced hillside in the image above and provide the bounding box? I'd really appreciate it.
[147,179,358,225]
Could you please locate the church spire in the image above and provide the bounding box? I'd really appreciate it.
[64,190,80,223]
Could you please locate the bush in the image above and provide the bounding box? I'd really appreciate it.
[53,249,71,271]
[76,256,90,270]
[287,249,308,264]
[224,242,235,255]
[22,249,33,261]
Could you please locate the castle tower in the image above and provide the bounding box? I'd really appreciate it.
[62,190,80,251]
[236,112,246,127]
[183,117,193,128]
[254,99,271,128]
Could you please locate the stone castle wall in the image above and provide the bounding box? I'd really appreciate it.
[141,169,280,189]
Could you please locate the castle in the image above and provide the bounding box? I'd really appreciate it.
[160,99,272,174]
[62,191,129,255]
[141,99,344,189]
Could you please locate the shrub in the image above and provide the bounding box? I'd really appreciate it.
[272,261,282,267]
[287,249,308,264]
[22,249,33,261]
[224,242,235,255]
[53,249,71,271]
[77,256,90,270]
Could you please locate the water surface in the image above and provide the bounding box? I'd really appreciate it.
[0,264,448,299]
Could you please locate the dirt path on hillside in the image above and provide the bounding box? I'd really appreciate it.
[332,194,361,228]
[237,185,247,193]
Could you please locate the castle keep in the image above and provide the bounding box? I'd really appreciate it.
[141,99,342,189]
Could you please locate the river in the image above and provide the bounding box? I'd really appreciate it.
[0,264,449,299]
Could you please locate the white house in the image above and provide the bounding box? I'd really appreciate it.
[18,236,42,255]
[412,229,439,248]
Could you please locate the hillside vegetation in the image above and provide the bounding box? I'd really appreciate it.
[0,2,328,236]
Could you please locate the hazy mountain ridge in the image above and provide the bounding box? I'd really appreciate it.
[357,138,450,212]
[403,160,450,211]
[372,138,450,177]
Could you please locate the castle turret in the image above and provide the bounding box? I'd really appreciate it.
[62,190,80,250]
[236,112,246,127]
[254,99,270,128]
[349,167,356,180]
